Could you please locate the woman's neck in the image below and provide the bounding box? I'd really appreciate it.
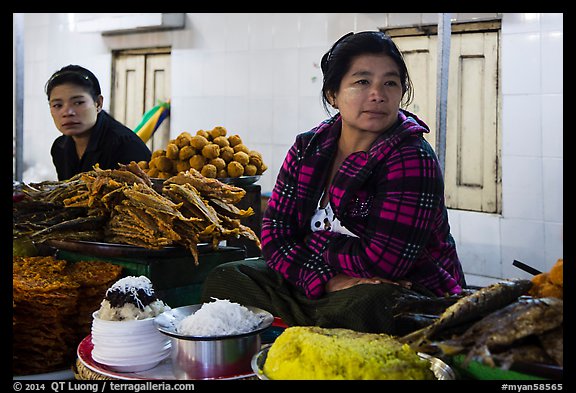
[72,134,91,160]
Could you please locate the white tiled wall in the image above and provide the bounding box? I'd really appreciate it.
[16,13,563,285]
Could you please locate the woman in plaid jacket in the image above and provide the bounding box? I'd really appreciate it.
[202,31,466,334]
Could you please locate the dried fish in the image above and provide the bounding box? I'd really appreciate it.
[399,279,533,350]
[164,168,246,204]
[538,324,563,366]
[29,215,107,243]
[435,297,563,368]
[14,162,262,262]
[209,197,254,219]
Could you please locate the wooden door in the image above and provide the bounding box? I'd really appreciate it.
[394,30,501,213]
[112,50,171,153]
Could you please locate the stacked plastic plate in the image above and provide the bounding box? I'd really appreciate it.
[91,311,171,373]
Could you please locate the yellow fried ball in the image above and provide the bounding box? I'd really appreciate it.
[233,151,250,166]
[209,126,227,139]
[190,135,210,150]
[210,157,226,171]
[213,136,230,148]
[151,149,165,159]
[153,156,173,172]
[248,155,263,168]
[202,143,221,159]
[220,146,235,162]
[228,134,243,147]
[217,169,228,178]
[227,161,245,177]
[201,164,218,178]
[233,143,250,154]
[175,160,191,173]
[244,164,257,176]
[189,154,206,171]
[196,129,210,139]
[256,162,268,175]
[178,145,196,161]
[147,167,159,178]
[157,171,173,179]
[137,161,149,170]
[175,132,193,148]
[166,143,180,160]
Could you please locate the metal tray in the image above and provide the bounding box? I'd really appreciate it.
[251,346,456,380]
[217,176,260,186]
[44,239,209,258]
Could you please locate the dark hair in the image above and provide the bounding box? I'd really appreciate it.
[45,65,102,101]
[320,31,414,114]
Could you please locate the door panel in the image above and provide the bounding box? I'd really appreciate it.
[398,36,437,146]
[394,31,500,213]
[112,50,171,153]
[144,54,171,152]
[113,55,145,129]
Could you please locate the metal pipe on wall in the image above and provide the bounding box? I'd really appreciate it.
[14,13,24,182]
[435,13,451,175]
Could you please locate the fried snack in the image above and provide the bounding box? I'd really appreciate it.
[244,164,257,176]
[178,145,196,161]
[13,256,122,376]
[264,326,435,380]
[227,161,245,177]
[549,258,563,286]
[210,157,226,171]
[529,258,563,299]
[256,162,268,175]
[189,154,206,171]
[209,126,227,139]
[196,129,210,139]
[233,151,250,166]
[220,146,235,162]
[201,164,217,178]
[202,143,221,159]
[154,156,173,173]
[213,136,230,148]
[175,160,191,173]
[151,149,165,159]
[175,132,192,148]
[166,143,179,160]
[143,129,267,179]
[233,143,250,154]
[538,283,563,299]
[228,134,242,147]
[147,167,159,178]
[190,134,210,150]
[137,160,149,170]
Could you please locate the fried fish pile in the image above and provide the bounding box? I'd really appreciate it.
[14,162,260,264]
[13,256,122,375]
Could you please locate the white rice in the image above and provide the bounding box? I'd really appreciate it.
[177,298,263,336]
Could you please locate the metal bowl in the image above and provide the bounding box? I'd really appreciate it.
[154,304,274,379]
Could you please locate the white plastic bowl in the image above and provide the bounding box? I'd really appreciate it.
[91,310,171,373]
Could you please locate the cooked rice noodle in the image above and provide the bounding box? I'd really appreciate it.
[177,298,262,336]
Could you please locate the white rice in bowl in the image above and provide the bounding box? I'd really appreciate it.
[177,298,263,336]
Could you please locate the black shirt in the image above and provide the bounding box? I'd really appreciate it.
[51,111,152,180]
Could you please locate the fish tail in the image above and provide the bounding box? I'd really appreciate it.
[398,326,430,350]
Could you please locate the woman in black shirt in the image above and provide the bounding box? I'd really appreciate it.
[46,65,152,180]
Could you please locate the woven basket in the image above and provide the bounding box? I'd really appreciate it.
[73,359,117,380]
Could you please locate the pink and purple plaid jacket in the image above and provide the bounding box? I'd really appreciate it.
[261,110,465,299]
